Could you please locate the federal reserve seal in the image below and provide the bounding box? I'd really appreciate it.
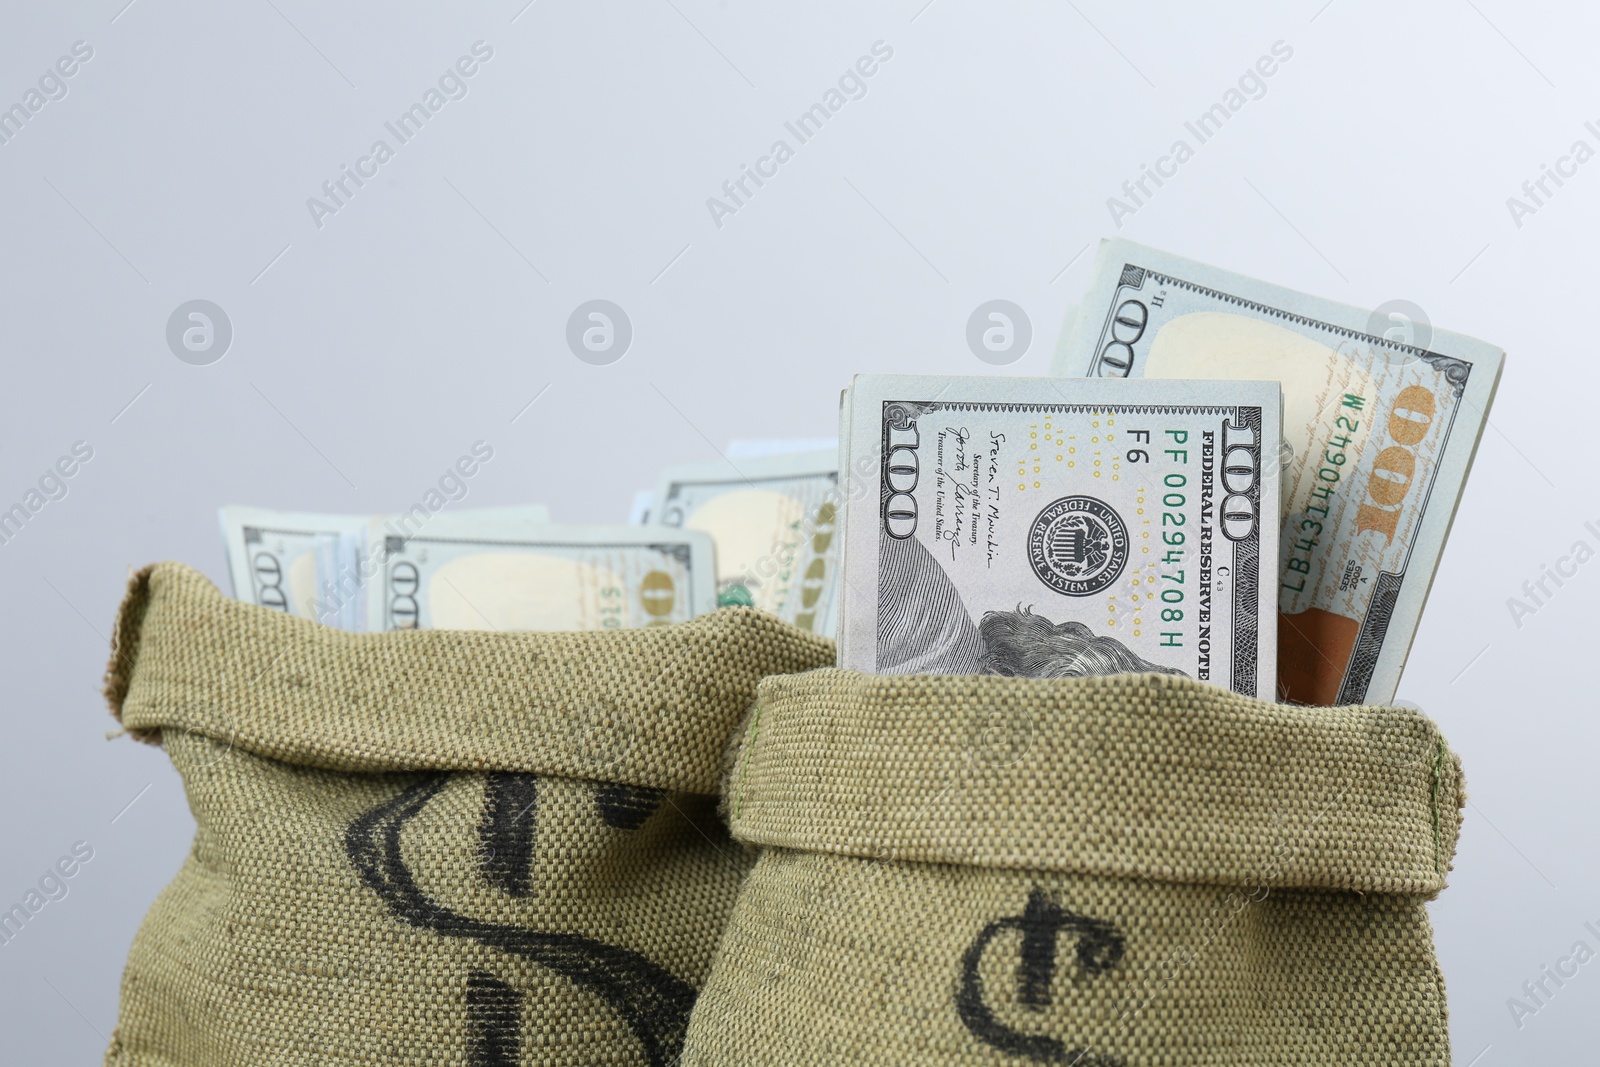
[1027,495,1129,596]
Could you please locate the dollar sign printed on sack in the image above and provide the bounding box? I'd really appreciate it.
[346,775,697,1066]
[955,888,1126,1066]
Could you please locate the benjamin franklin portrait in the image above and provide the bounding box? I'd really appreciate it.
[876,531,1185,679]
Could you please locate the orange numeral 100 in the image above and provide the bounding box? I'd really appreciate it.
[1354,384,1437,543]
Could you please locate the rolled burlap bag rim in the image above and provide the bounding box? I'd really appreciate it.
[727,668,1464,896]
[105,562,835,795]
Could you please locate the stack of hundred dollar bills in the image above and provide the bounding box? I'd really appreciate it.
[220,239,1502,706]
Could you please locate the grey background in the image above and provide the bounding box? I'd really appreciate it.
[0,0,1592,1061]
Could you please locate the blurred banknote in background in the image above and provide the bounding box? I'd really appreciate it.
[1053,238,1504,704]
[219,504,549,631]
[839,373,1281,700]
[653,449,841,635]
[364,519,716,632]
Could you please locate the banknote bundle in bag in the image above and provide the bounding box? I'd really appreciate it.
[220,442,845,638]
[683,262,1494,1060]
[100,562,832,1065]
[219,504,553,630]
[219,506,718,633]
[1054,239,1505,704]
[837,373,1282,700]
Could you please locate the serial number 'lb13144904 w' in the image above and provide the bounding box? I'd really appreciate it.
[1055,238,1504,705]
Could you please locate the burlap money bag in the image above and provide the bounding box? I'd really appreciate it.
[100,562,833,1066]
[685,668,1464,1066]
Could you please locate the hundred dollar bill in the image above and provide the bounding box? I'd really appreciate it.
[220,504,549,631]
[839,374,1281,699]
[1053,238,1504,705]
[366,519,715,632]
[219,507,368,629]
[654,450,841,635]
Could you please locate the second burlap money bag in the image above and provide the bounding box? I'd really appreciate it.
[100,562,833,1067]
[685,669,1464,1066]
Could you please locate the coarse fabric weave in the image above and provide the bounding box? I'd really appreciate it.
[684,668,1465,1066]
[101,562,834,1067]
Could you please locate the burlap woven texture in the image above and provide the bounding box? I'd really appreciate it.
[685,668,1465,1066]
[101,562,833,1067]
